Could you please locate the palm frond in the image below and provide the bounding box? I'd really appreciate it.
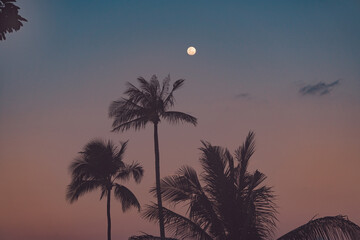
[137,76,151,93]
[172,79,185,92]
[153,165,225,238]
[149,74,161,97]
[151,166,201,204]
[109,98,145,119]
[143,204,213,240]
[162,111,197,126]
[163,79,185,108]
[99,186,107,200]
[114,140,128,162]
[277,215,360,240]
[111,116,149,132]
[124,81,150,104]
[160,75,171,99]
[114,183,140,212]
[66,180,103,203]
[235,131,255,189]
[116,161,144,183]
[69,156,92,180]
[109,98,149,132]
[199,142,232,202]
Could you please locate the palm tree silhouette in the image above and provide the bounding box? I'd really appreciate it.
[109,75,197,240]
[0,0,27,40]
[130,131,360,240]
[66,139,143,240]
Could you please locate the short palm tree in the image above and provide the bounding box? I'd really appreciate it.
[130,131,360,240]
[66,139,143,240]
[109,75,197,239]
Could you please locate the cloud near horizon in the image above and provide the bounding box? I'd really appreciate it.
[299,80,341,96]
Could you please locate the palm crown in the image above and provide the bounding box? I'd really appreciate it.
[67,140,143,206]
[140,131,277,240]
[108,75,197,131]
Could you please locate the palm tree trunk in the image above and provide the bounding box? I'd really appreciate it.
[107,189,111,240]
[153,123,166,240]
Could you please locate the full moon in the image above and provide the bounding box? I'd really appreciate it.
[187,46,196,56]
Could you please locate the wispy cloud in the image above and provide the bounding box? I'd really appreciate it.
[235,93,250,99]
[299,80,341,96]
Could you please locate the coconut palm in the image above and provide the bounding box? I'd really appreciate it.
[0,0,27,40]
[130,131,360,240]
[66,139,143,240]
[109,75,197,239]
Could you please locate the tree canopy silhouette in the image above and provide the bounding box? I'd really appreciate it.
[66,139,143,240]
[109,75,197,240]
[130,132,360,240]
[0,0,27,40]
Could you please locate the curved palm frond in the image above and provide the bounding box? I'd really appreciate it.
[124,81,150,104]
[151,166,201,204]
[163,79,185,109]
[154,166,225,237]
[199,142,234,210]
[116,161,144,183]
[160,75,171,99]
[114,183,141,212]
[277,215,360,240]
[109,98,145,119]
[111,116,150,132]
[235,131,255,189]
[245,171,277,239]
[143,204,213,240]
[113,140,128,164]
[66,179,103,203]
[162,111,197,126]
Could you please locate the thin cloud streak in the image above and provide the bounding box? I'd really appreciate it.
[299,80,341,96]
[235,93,251,99]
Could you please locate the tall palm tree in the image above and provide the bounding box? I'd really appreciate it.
[109,75,197,239]
[0,0,27,40]
[130,131,360,240]
[66,139,144,240]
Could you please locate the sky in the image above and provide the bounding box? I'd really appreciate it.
[1,0,360,239]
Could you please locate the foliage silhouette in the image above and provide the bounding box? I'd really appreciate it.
[0,0,27,40]
[109,75,197,239]
[66,139,143,240]
[130,132,360,240]
[277,215,360,240]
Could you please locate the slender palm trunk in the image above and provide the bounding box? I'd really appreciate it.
[107,189,111,240]
[153,123,165,240]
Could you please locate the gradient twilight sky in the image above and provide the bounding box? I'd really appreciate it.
[1,1,360,239]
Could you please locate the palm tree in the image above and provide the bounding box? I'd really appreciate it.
[130,131,360,240]
[276,215,360,240]
[66,139,144,240]
[0,0,27,40]
[109,75,197,239]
